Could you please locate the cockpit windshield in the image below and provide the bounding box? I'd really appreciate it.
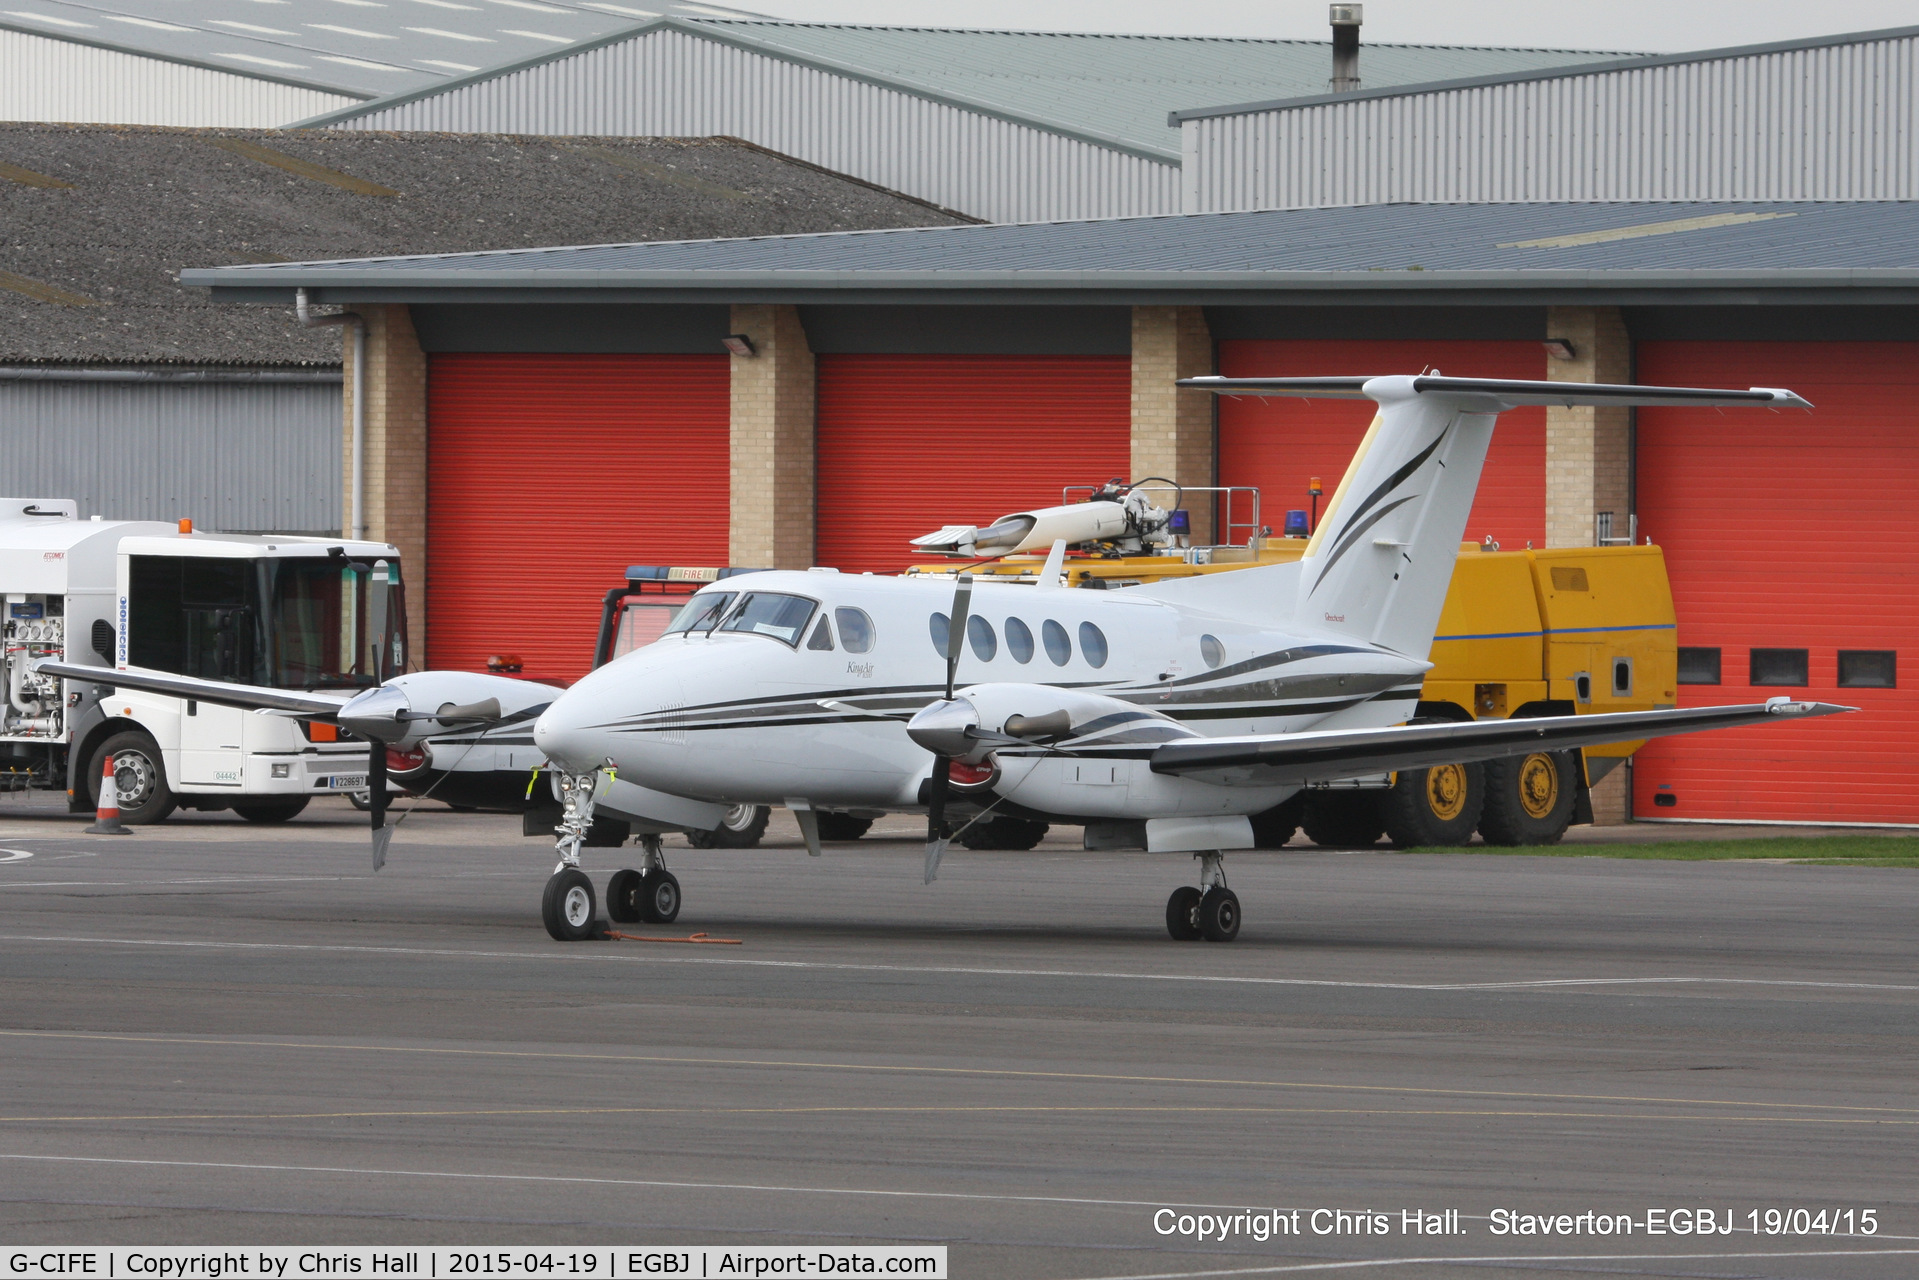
[663,592,736,636]
[717,593,817,646]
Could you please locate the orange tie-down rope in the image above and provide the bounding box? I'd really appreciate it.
[603,930,742,945]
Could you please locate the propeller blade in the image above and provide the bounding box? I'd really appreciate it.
[368,740,391,871]
[943,574,973,700]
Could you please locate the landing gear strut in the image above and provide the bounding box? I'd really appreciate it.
[1165,851,1240,942]
[543,771,604,942]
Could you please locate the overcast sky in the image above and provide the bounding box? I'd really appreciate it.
[739,0,1914,52]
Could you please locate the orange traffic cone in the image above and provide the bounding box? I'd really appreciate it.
[86,755,131,835]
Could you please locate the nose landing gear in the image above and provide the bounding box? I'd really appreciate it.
[544,775,689,940]
[1165,851,1240,942]
[606,836,681,925]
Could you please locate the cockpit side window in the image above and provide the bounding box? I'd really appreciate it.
[807,616,835,651]
[664,592,735,636]
[719,593,819,646]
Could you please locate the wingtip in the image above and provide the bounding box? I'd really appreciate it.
[1765,698,1856,716]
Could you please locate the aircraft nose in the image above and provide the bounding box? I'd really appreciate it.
[533,693,607,773]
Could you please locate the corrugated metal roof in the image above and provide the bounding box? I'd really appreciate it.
[0,0,772,98]
[673,23,1636,157]
[183,202,1919,294]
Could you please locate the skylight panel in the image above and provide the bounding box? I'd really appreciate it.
[104,15,193,31]
[210,19,294,33]
[4,10,94,26]
[410,0,479,8]
[217,51,309,67]
[500,26,569,41]
[582,2,657,13]
[417,57,479,68]
[489,0,569,11]
[320,54,409,68]
[307,22,393,36]
[406,24,491,38]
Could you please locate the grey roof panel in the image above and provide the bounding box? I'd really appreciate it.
[0,0,774,97]
[1171,23,1919,122]
[181,203,1919,296]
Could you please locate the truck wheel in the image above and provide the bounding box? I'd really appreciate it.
[957,817,1048,851]
[1300,791,1385,847]
[89,730,177,825]
[1478,751,1577,845]
[686,804,769,849]
[1384,763,1484,848]
[814,812,873,841]
[1249,794,1306,848]
[233,797,310,824]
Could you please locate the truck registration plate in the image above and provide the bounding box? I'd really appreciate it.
[321,774,367,790]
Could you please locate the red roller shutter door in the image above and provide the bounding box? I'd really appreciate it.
[816,355,1132,572]
[426,353,730,683]
[1218,341,1547,548]
[1633,342,1919,824]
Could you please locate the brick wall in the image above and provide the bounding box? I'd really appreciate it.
[340,303,429,661]
[728,303,816,569]
[1129,306,1216,543]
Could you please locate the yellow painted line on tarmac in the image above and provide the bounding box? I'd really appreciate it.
[2,1028,1914,1118]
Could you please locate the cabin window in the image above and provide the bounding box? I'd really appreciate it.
[1676,647,1720,685]
[718,593,817,646]
[664,592,735,635]
[1005,617,1034,664]
[835,607,875,654]
[1078,621,1108,668]
[1041,619,1072,666]
[1200,634,1224,668]
[806,617,835,651]
[1837,650,1896,688]
[1749,648,1808,686]
[929,612,949,655]
[968,614,997,661]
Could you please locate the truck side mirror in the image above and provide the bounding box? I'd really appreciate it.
[91,619,114,661]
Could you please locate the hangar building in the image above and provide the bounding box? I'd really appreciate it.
[187,200,1919,828]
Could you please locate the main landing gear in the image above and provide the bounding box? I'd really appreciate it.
[542,770,690,941]
[1165,852,1240,943]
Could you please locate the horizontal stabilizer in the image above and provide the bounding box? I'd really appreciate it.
[34,659,351,717]
[1150,700,1851,786]
[1178,375,1812,411]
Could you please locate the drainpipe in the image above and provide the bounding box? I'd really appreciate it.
[296,288,367,541]
[1330,4,1362,93]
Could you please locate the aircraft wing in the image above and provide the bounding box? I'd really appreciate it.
[34,660,352,717]
[1149,700,1850,786]
[1178,375,1811,410]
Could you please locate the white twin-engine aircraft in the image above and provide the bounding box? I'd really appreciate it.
[43,374,1849,943]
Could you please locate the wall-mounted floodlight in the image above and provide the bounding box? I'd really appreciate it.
[722,334,756,357]
[1543,338,1577,361]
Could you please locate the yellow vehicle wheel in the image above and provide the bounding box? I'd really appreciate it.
[1479,751,1578,846]
[1384,761,1484,848]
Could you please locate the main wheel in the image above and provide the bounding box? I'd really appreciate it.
[1383,763,1484,847]
[1249,795,1305,848]
[685,803,769,849]
[541,868,598,942]
[1165,886,1202,941]
[638,869,682,924]
[815,812,873,841]
[1479,751,1577,846]
[1197,887,1242,942]
[605,868,643,923]
[233,796,310,824]
[1301,791,1385,847]
[958,817,1048,851]
[89,730,177,825]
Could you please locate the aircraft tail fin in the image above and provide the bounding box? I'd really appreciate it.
[1179,374,1808,658]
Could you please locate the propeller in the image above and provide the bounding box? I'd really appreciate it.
[922,573,973,883]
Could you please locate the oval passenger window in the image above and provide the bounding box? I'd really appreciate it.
[1200,634,1224,668]
[835,607,875,653]
[929,612,949,655]
[1041,619,1072,666]
[1005,617,1034,663]
[1078,621,1108,668]
[968,614,997,661]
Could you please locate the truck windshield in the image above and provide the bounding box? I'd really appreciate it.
[128,553,407,690]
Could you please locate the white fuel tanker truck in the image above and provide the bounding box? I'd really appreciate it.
[1,498,402,823]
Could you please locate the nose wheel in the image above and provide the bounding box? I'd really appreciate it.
[1165,852,1240,942]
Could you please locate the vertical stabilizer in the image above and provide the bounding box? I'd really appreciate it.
[1294,377,1491,658]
